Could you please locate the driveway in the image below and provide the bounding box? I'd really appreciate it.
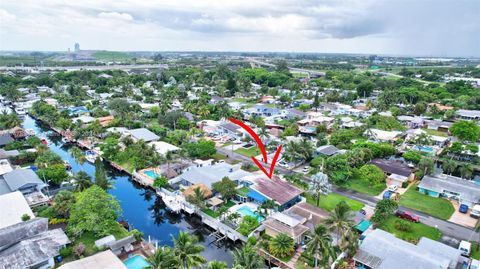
[448,201,479,228]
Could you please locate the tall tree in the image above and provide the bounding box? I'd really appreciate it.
[212,177,237,201]
[310,171,332,207]
[53,190,75,218]
[232,246,264,269]
[442,159,457,175]
[173,232,206,269]
[305,225,336,269]
[450,120,480,142]
[269,233,294,258]
[94,157,110,190]
[147,246,180,269]
[324,201,355,251]
[205,261,228,269]
[75,171,92,192]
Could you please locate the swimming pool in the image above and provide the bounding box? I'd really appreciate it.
[143,169,160,179]
[414,145,434,153]
[237,206,265,222]
[123,255,150,269]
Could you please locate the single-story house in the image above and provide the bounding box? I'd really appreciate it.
[418,174,480,206]
[281,109,307,120]
[0,133,13,147]
[370,159,415,185]
[424,120,453,133]
[456,109,480,120]
[67,106,90,116]
[397,115,425,128]
[264,202,329,244]
[0,168,45,195]
[148,141,180,156]
[239,176,304,210]
[170,162,251,189]
[97,115,114,127]
[244,105,281,117]
[58,250,127,269]
[72,115,96,124]
[127,128,160,143]
[218,122,243,138]
[314,145,340,157]
[0,191,35,229]
[0,159,13,176]
[0,218,70,269]
[364,129,405,143]
[0,149,19,159]
[354,229,463,269]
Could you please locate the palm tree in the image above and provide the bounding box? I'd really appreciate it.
[324,201,354,251]
[187,187,206,210]
[205,260,228,269]
[259,199,277,215]
[75,171,92,192]
[147,246,180,269]
[459,164,473,179]
[269,233,294,258]
[442,159,457,175]
[232,246,264,269]
[305,225,336,269]
[173,232,206,269]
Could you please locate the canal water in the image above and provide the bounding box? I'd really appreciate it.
[22,115,236,265]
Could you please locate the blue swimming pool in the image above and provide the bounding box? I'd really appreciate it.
[123,255,150,269]
[143,170,160,179]
[414,145,434,153]
[237,206,265,222]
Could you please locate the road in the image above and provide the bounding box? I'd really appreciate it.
[0,63,168,71]
[217,146,480,242]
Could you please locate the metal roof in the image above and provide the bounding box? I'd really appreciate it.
[418,174,480,204]
[0,191,34,229]
[58,250,127,269]
[2,168,43,192]
[128,128,160,142]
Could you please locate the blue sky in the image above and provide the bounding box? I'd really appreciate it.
[0,0,479,56]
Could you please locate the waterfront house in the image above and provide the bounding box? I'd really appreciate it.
[418,174,480,207]
[238,176,304,210]
[58,250,127,269]
[263,202,329,244]
[354,229,463,269]
[0,191,35,229]
[67,106,90,116]
[0,218,70,269]
[0,168,45,195]
[127,128,160,143]
[72,115,96,125]
[148,141,180,156]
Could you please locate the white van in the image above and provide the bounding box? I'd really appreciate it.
[471,204,480,218]
[458,240,471,257]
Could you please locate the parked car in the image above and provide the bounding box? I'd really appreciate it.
[383,191,392,200]
[302,166,310,173]
[470,204,480,218]
[395,210,420,222]
[387,185,398,192]
[459,204,469,214]
[459,240,471,257]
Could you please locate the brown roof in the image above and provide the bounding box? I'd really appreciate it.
[183,183,212,198]
[252,177,304,205]
[286,202,330,227]
[263,217,309,239]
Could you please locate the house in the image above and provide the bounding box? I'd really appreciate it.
[0,218,70,269]
[0,133,14,147]
[261,95,275,104]
[370,159,415,186]
[418,174,480,206]
[429,103,454,112]
[239,176,304,210]
[218,122,243,138]
[127,128,160,143]
[244,105,281,117]
[424,120,453,133]
[0,191,35,229]
[281,108,307,120]
[314,145,340,157]
[263,202,329,244]
[148,141,180,156]
[397,115,424,128]
[364,129,404,143]
[0,168,45,195]
[354,229,464,269]
[340,117,364,129]
[209,95,225,104]
[72,115,96,124]
[170,162,251,189]
[67,106,90,116]
[58,250,127,269]
[97,115,114,127]
[456,109,480,120]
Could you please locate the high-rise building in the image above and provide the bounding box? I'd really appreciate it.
[74,43,80,52]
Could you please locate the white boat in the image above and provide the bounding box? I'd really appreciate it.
[85,150,99,163]
[25,129,36,136]
[14,107,26,115]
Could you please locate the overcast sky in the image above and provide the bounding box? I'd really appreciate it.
[1,0,479,56]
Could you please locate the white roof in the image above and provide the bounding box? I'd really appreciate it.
[271,212,303,227]
[0,191,34,229]
[58,250,127,269]
[148,141,180,155]
[0,159,13,176]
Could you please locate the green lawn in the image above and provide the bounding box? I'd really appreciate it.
[471,241,480,260]
[212,153,226,161]
[305,192,364,212]
[237,186,250,196]
[203,200,236,218]
[235,147,261,157]
[93,51,132,62]
[341,178,386,196]
[422,128,448,137]
[74,223,129,256]
[399,184,455,220]
[378,216,442,242]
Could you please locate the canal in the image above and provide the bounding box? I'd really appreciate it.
[22,115,236,265]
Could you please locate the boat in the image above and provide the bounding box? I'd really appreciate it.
[41,139,48,145]
[14,107,26,116]
[25,129,36,136]
[85,150,99,163]
[63,160,72,170]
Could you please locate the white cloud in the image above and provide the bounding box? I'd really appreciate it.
[0,0,478,56]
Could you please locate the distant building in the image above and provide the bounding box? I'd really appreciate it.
[74,42,80,52]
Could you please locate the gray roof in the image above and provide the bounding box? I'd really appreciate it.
[417,237,462,269]
[176,163,251,188]
[0,179,11,195]
[0,134,13,146]
[2,169,43,192]
[370,159,413,177]
[128,128,160,142]
[354,229,456,269]
[418,174,480,204]
[456,109,480,118]
[315,145,339,156]
[0,149,20,159]
[106,235,135,251]
[219,122,240,133]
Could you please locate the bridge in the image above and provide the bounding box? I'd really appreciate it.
[247,58,325,78]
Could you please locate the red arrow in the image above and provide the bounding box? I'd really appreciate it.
[229,118,282,179]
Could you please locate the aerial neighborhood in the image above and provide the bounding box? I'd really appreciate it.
[0,52,479,269]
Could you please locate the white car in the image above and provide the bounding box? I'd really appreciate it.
[302,166,310,173]
[388,185,398,192]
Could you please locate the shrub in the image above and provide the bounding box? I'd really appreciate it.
[37,206,60,219]
[401,181,409,188]
[237,216,259,236]
[59,247,73,258]
[74,243,86,257]
[49,218,67,225]
[130,229,144,243]
[21,214,31,221]
[394,220,413,232]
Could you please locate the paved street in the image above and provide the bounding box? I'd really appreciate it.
[217,146,480,242]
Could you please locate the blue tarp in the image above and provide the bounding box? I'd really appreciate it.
[247,189,268,203]
[355,220,371,233]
